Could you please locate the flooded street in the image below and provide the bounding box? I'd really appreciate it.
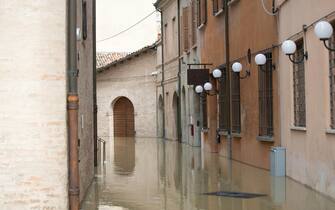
[82,138,335,210]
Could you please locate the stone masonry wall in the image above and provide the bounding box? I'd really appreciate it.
[0,1,68,209]
[97,50,157,139]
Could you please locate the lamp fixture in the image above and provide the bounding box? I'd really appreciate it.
[231,62,250,79]
[281,40,308,64]
[314,20,335,52]
[195,82,218,96]
[195,68,224,96]
[254,53,276,71]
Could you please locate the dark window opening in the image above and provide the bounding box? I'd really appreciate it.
[259,53,274,136]
[82,1,88,40]
[197,0,207,27]
[232,71,241,133]
[293,40,306,127]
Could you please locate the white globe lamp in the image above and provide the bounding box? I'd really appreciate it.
[255,54,267,66]
[314,21,333,40]
[195,85,203,94]
[212,69,222,78]
[232,62,242,73]
[204,82,213,91]
[281,40,297,55]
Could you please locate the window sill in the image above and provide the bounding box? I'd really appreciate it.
[326,129,335,135]
[218,131,241,139]
[214,9,224,17]
[290,126,307,132]
[257,136,274,142]
[232,132,242,138]
[228,0,239,6]
[202,128,209,133]
[197,23,206,30]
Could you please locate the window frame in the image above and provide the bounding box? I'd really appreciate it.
[258,52,274,137]
[293,39,306,128]
[197,0,207,28]
[82,0,88,40]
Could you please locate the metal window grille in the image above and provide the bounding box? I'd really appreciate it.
[329,29,335,128]
[197,0,207,27]
[293,41,306,127]
[218,68,229,130]
[202,94,208,128]
[232,72,241,133]
[259,53,274,136]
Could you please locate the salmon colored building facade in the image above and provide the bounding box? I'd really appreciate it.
[198,0,280,169]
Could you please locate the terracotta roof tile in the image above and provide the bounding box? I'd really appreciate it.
[96,52,128,69]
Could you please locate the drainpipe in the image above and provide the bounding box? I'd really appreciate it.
[224,0,232,159]
[67,0,80,209]
[159,9,166,139]
[92,0,98,167]
[177,0,182,141]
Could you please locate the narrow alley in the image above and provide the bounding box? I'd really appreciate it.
[81,138,335,210]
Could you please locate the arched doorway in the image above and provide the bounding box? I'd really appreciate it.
[158,95,164,137]
[113,97,135,137]
[172,92,181,141]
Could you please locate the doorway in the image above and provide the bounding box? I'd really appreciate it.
[113,97,135,137]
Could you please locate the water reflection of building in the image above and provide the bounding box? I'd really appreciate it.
[113,138,136,175]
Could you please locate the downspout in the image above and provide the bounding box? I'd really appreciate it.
[224,0,232,159]
[159,9,166,139]
[177,0,182,141]
[92,0,98,167]
[67,0,80,209]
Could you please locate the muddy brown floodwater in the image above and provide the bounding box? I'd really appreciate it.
[81,138,335,210]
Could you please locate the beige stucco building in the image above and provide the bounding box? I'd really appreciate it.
[0,0,95,208]
[97,45,157,139]
[155,0,181,141]
[277,0,335,199]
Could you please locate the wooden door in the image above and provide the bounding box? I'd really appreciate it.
[113,97,135,137]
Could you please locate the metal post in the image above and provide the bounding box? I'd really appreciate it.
[224,0,232,159]
[92,0,98,167]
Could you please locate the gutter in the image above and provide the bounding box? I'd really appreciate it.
[67,0,80,209]
[93,0,98,167]
[224,0,232,159]
[177,0,182,141]
[159,10,166,139]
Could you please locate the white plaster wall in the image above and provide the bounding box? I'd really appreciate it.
[97,50,157,139]
[0,1,68,209]
[277,0,335,199]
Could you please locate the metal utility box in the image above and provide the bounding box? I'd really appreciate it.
[270,147,286,177]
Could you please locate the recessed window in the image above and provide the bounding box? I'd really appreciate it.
[213,0,224,15]
[293,40,306,127]
[82,1,87,40]
[191,0,198,46]
[197,0,207,27]
[232,71,241,133]
[259,53,274,136]
[182,7,189,52]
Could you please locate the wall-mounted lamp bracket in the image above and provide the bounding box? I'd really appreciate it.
[288,51,308,64]
[237,70,250,79]
[322,39,335,52]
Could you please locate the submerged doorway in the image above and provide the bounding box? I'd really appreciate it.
[113,97,135,137]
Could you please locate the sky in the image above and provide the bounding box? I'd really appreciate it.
[96,0,159,53]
